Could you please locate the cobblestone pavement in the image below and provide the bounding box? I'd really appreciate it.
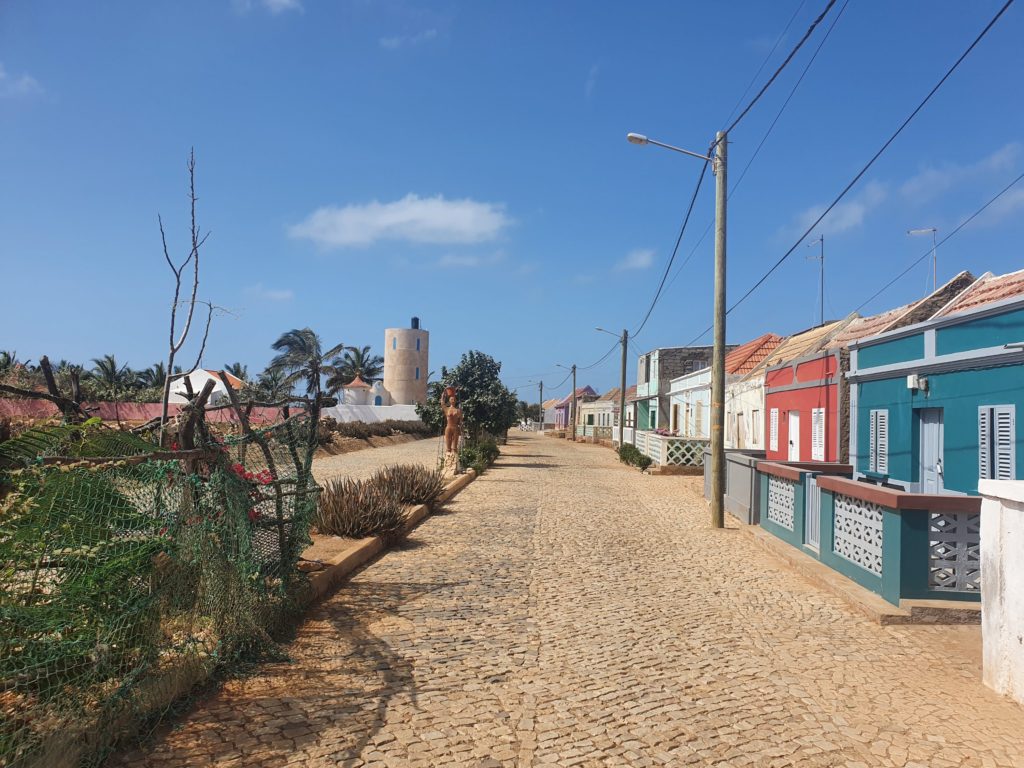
[312,437,441,483]
[116,433,1024,767]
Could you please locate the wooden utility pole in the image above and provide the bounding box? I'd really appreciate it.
[538,380,544,430]
[570,364,577,442]
[618,329,628,449]
[710,131,728,529]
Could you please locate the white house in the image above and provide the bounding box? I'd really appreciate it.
[168,369,245,405]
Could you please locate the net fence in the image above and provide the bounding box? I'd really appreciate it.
[0,416,319,768]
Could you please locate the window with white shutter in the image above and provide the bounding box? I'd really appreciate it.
[769,408,779,452]
[980,405,1016,480]
[869,409,889,473]
[811,408,826,461]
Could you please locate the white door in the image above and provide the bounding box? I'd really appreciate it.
[788,411,800,461]
[920,408,944,493]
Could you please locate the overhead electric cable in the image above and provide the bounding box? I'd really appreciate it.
[664,0,850,296]
[719,0,838,139]
[684,0,1015,345]
[854,171,1024,312]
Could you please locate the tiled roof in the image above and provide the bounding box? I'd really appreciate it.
[343,375,372,389]
[624,385,639,402]
[597,387,622,402]
[755,317,855,374]
[541,398,561,410]
[931,268,1024,319]
[725,333,784,375]
[554,385,597,407]
[206,369,245,389]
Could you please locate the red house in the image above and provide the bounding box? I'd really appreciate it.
[763,271,975,463]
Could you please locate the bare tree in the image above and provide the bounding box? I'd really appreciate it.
[159,149,211,443]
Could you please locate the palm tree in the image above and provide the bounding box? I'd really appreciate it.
[136,362,168,388]
[90,354,132,389]
[224,362,248,380]
[0,351,20,373]
[325,345,384,393]
[268,328,344,399]
[252,367,291,401]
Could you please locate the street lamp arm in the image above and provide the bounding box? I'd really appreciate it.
[627,133,712,162]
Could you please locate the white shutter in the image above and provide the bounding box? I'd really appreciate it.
[876,410,889,474]
[995,405,1016,480]
[811,408,825,461]
[769,408,779,452]
[979,407,992,480]
[869,410,877,471]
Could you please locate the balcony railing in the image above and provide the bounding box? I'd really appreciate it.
[756,463,981,606]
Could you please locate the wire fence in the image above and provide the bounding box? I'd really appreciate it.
[0,415,319,767]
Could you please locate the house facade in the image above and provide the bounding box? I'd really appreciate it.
[849,271,1024,494]
[763,272,975,464]
[635,346,723,430]
[670,333,782,440]
[554,386,598,430]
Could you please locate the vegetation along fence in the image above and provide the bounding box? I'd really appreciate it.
[0,415,319,767]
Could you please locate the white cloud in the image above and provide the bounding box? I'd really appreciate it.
[901,143,1021,202]
[0,63,43,98]
[965,187,1024,229]
[379,28,438,50]
[584,64,599,99]
[246,283,294,302]
[793,181,888,237]
[290,193,511,249]
[437,252,505,269]
[615,248,655,271]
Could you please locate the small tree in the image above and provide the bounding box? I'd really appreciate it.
[416,350,518,442]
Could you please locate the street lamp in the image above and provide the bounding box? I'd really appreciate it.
[908,227,938,292]
[628,129,728,529]
[596,327,629,449]
[556,363,577,441]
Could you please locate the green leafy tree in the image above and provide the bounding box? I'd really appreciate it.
[268,328,344,398]
[325,345,383,393]
[135,362,167,388]
[516,400,541,422]
[416,350,518,441]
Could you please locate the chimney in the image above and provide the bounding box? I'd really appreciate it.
[411,316,420,330]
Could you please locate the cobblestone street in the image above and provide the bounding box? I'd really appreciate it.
[118,433,1024,767]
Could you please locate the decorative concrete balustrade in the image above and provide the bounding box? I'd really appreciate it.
[756,462,982,606]
[630,431,708,468]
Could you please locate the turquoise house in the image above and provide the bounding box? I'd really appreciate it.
[848,275,1024,494]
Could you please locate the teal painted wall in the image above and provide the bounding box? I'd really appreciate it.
[637,400,652,430]
[936,306,1024,355]
[857,333,924,369]
[857,364,1024,493]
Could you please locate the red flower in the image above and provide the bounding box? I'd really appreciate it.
[248,508,259,522]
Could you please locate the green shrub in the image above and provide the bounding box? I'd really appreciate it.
[373,464,445,506]
[314,477,406,540]
[459,437,500,474]
[618,443,652,472]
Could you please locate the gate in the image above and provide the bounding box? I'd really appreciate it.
[805,474,822,550]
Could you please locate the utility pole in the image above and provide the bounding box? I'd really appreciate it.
[710,130,728,529]
[570,364,577,442]
[807,235,824,326]
[538,380,544,431]
[619,329,628,449]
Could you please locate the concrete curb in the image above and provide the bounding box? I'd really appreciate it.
[304,468,480,603]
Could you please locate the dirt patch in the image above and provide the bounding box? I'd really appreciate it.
[314,432,420,458]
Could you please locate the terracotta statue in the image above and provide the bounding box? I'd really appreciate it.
[441,388,464,455]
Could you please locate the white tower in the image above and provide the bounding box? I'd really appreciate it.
[383,317,429,405]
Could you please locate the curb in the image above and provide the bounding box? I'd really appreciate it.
[304,468,480,603]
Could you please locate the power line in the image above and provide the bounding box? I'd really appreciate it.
[632,159,711,337]
[721,0,809,127]
[720,0,839,139]
[686,0,1015,345]
[664,0,850,297]
[854,170,1024,312]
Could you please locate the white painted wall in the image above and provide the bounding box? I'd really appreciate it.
[980,479,1024,706]
[322,404,422,423]
[725,375,766,450]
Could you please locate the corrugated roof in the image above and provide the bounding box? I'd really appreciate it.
[725,333,784,375]
[931,268,1024,319]
[754,317,855,375]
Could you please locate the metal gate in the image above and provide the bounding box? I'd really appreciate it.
[805,475,821,550]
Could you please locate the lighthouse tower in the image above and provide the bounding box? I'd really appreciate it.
[383,317,429,405]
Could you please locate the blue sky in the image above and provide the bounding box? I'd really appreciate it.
[2,1,1022,401]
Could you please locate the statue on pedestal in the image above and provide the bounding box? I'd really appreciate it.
[441,387,464,470]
